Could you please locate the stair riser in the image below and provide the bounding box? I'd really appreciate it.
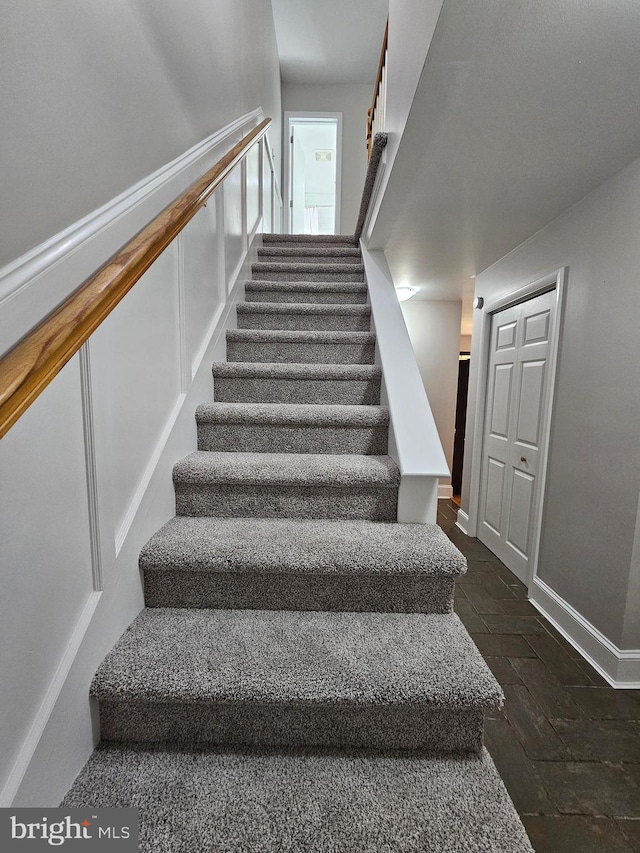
[237,313,371,332]
[143,571,455,613]
[174,483,398,521]
[245,289,367,304]
[252,267,364,282]
[212,376,381,405]
[258,254,362,265]
[226,340,375,364]
[197,423,388,455]
[98,702,483,754]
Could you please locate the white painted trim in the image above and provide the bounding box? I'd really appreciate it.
[0,591,102,807]
[455,508,471,535]
[283,112,343,235]
[361,244,448,524]
[114,393,186,555]
[530,577,640,688]
[0,109,262,307]
[466,268,567,592]
[78,343,103,592]
[438,483,453,499]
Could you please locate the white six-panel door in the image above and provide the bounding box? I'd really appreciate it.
[478,289,555,584]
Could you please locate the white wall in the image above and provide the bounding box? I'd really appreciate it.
[400,300,460,493]
[0,0,282,269]
[282,83,371,234]
[463,155,640,652]
[366,0,445,241]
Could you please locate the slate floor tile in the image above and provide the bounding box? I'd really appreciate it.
[484,656,524,685]
[464,560,496,574]
[502,684,572,760]
[471,633,539,658]
[483,615,549,635]
[510,658,585,720]
[462,583,505,614]
[566,687,640,720]
[478,573,519,600]
[525,634,596,685]
[453,598,488,633]
[484,717,557,815]
[616,819,640,848]
[522,815,637,853]
[437,502,640,840]
[535,761,640,817]
[499,599,539,616]
[552,719,640,763]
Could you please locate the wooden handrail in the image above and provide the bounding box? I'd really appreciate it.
[0,118,271,440]
[366,19,388,158]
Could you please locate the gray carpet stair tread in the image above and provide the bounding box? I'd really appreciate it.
[212,361,381,380]
[91,609,502,709]
[244,279,367,293]
[253,262,365,273]
[62,745,533,853]
[236,301,370,316]
[252,262,364,274]
[140,517,466,577]
[263,233,358,245]
[195,402,388,427]
[226,329,375,345]
[173,451,400,487]
[258,247,362,259]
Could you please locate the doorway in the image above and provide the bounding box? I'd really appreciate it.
[477,289,556,585]
[451,353,471,505]
[284,113,342,235]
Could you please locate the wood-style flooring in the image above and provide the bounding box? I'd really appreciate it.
[437,500,640,853]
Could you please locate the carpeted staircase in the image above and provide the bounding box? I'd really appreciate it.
[63,234,533,852]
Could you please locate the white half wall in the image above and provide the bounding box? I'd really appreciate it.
[400,300,461,493]
[282,83,371,234]
[463,154,640,664]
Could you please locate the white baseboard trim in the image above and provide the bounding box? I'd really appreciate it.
[438,484,453,499]
[530,577,640,688]
[455,508,471,535]
[0,592,102,807]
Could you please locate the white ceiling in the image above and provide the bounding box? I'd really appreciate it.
[271,0,389,84]
[370,0,640,332]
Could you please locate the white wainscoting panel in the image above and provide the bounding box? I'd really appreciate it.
[0,355,95,802]
[262,141,273,234]
[246,143,261,237]
[89,246,182,550]
[181,200,224,380]
[224,164,245,294]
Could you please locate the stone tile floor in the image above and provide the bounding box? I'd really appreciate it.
[437,500,640,853]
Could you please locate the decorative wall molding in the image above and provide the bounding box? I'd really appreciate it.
[438,483,453,500]
[0,592,102,807]
[79,344,103,591]
[530,577,640,688]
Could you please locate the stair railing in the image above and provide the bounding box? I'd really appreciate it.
[366,19,388,159]
[0,118,272,441]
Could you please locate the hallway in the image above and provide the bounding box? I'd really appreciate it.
[438,502,640,851]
